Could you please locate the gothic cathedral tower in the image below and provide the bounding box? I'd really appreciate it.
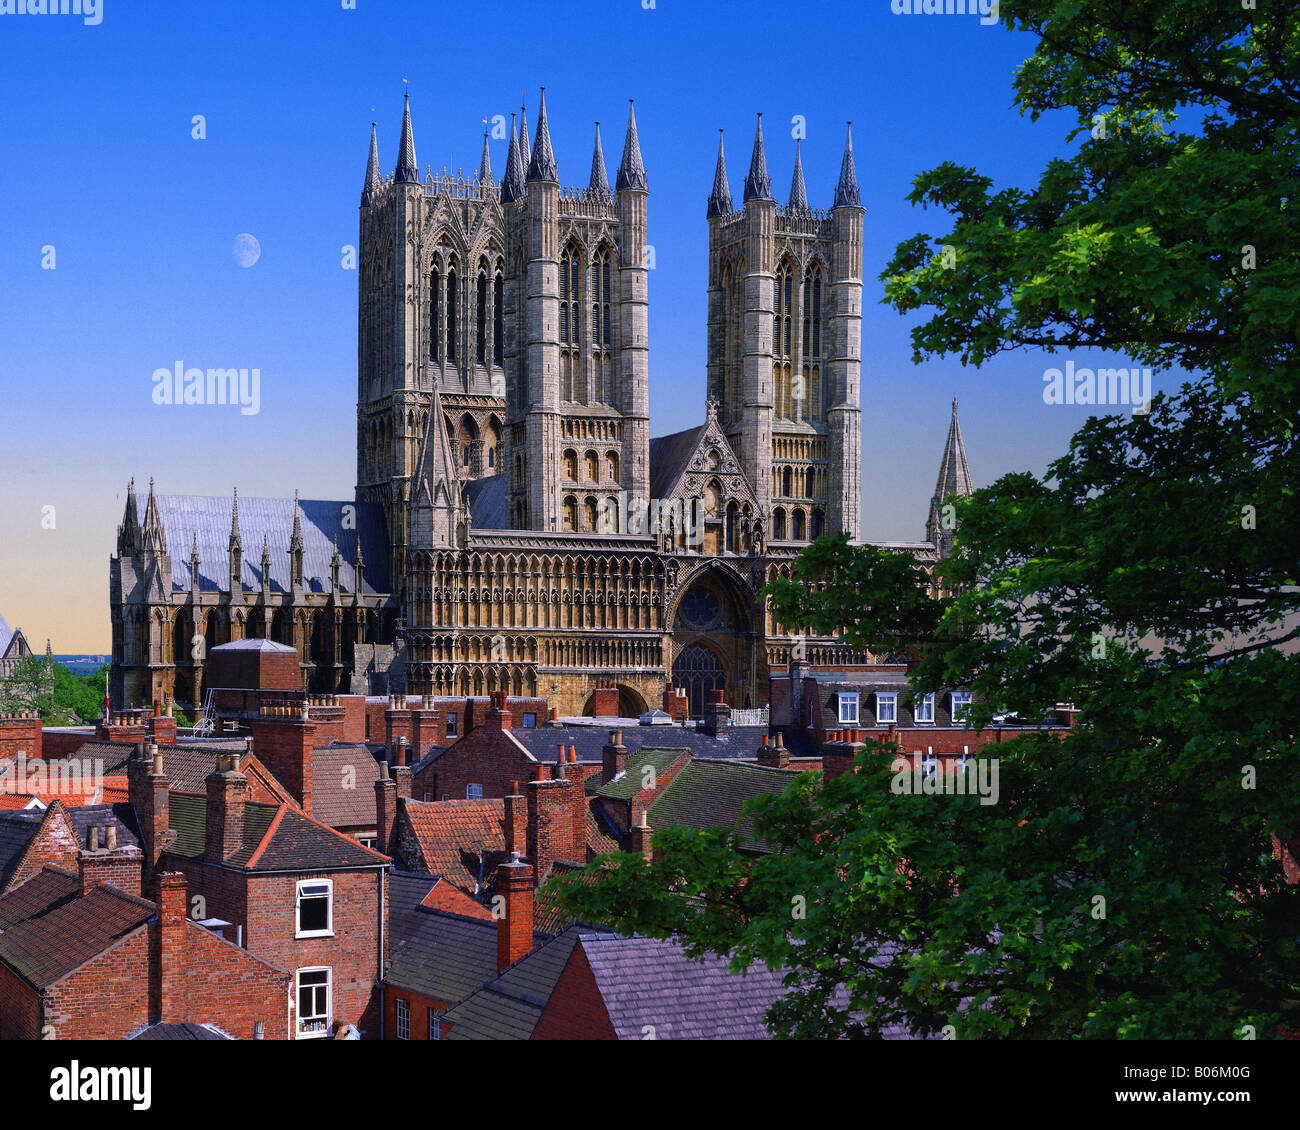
[706,118,863,543]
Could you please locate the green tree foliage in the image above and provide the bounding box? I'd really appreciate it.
[557,0,1300,1037]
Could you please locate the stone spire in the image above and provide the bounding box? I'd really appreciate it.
[228,488,242,551]
[361,122,381,206]
[788,139,809,213]
[289,490,304,554]
[588,122,612,201]
[141,477,167,555]
[478,129,493,183]
[260,534,271,585]
[118,477,141,555]
[502,113,525,204]
[706,129,732,218]
[616,100,648,192]
[519,96,531,171]
[228,489,243,592]
[395,92,419,184]
[926,399,973,556]
[833,121,861,209]
[743,113,772,203]
[526,87,559,183]
[189,531,201,588]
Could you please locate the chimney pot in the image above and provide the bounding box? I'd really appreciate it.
[88,826,100,851]
[106,825,117,850]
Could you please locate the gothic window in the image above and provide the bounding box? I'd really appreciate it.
[775,262,793,361]
[773,507,786,540]
[805,466,815,496]
[782,466,793,498]
[805,265,822,359]
[560,245,581,401]
[584,450,598,482]
[430,265,442,362]
[671,642,726,719]
[476,268,488,365]
[605,451,619,483]
[812,508,825,538]
[583,497,598,532]
[591,246,613,404]
[793,509,807,541]
[563,449,578,480]
[446,260,459,363]
[493,271,504,367]
[562,496,577,532]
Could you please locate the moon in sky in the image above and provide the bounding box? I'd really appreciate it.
[232,233,261,268]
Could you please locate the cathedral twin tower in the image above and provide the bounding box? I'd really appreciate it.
[356,89,863,566]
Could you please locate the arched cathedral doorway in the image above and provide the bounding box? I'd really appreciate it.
[669,563,758,715]
[672,642,726,718]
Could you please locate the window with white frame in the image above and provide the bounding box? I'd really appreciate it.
[357,835,377,850]
[445,713,458,736]
[951,692,973,723]
[296,968,331,1038]
[429,1009,444,1040]
[396,997,410,1040]
[466,783,483,800]
[920,753,939,778]
[914,693,935,724]
[876,692,897,726]
[837,692,859,725]
[295,880,333,938]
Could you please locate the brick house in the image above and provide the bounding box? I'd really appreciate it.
[127,745,390,1039]
[0,846,289,1040]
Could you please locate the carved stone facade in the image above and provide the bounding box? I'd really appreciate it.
[109,91,971,719]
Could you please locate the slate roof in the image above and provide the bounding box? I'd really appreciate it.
[63,741,138,776]
[516,723,773,766]
[0,810,43,889]
[575,935,804,1039]
[0,883,155,988]
[311,743,382,827]
[138,494,389,595]
[68,804,142,851]
[386,905,503,1006]
[647,759,800,852]
[166,792,388,871]
[443,925,591,1040]
[464,475,508,530]
[587,748,688,802]
[399,798,507,893]
[130,1022,231,1041]
[0,864,79,929]
[648,426,706,501]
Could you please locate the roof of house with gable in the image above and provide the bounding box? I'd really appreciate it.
[0,880,156,988]
[397,798,508,892]
[442,925,596,1040]
[165,792,388,872]
[310,742,382,827]
[646,758,802,852]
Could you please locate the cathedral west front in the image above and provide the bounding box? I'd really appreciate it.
[111,89,967,719]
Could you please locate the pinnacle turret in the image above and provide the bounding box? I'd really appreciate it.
[706,130,732,218]
[519,97,530,171]
[228,488,242,551]
[141,477,167,555]
[588,122,612,201]
[926,399,973,556]
[788,139,809,213]
[395,92,419,184]
[526,87,559,183]
[478,130,493,183]
[289,490,304,554]
[833,121,861,209]
[743,113,772,203]
[361,122,381,206]
[118,477,141,555]
[502,113,525,204]
[616,100,648,192]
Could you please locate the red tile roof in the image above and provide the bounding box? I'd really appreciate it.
[419,877,494,921]
[401,798,507,893]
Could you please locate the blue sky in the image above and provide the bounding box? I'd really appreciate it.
[0,0,1178,649]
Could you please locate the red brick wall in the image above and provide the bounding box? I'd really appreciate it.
[413,725,536,803]
[165,855,386,1037]
[384,985,454,1040]
[37,730,95,759]
[527,779,585,878]
[249,718,317,813]
[533,944,616,1040]
[337,696,367,743]
[0,963,41,1039]
[0,716,42,761]
[4,806,79,894]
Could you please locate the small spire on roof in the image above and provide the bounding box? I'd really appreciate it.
[526,87,559,184]
[788,139,809,213]
[743,113,772,203]
[706,129,732,218]
[361,122,381,205]
[588,122,612,201]
[833,121,861,209]
[616,100,648,193]
[395,92,419,184]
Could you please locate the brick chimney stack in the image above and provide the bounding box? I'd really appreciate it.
[153,871,188,1023]
[592,679,619,718]
[128,742,170,876]
[495,852,535,973]
[601,730,627,785]
[205,754,247,863]
[527,776,582,882]
[703,689,730,737]
[392,739,413,801]
[629,810,653,862]
[374,761,397,856]
[486,690,513,733]
[757,731,789,769]
[504,782,527,857]
[78,824,143,897]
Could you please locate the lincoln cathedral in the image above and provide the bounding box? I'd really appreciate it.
[110,90,971,718]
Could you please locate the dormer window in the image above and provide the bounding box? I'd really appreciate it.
[914,693,935,725]
[951,692,973,723]
[836,692,859,726]
[876,692,897,726]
